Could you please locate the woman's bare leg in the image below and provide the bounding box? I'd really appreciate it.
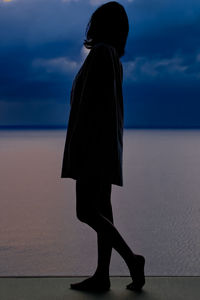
[70,179,145,291]
[93,182,114,278]
[76,180,137,275]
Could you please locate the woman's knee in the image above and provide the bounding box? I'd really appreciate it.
[76,179,96,223]
[75,179,112,224]
[76,207,95,224]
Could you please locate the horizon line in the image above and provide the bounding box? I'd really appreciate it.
[1,125,200,130]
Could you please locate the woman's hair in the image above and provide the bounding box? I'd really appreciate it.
[84,1,129,58]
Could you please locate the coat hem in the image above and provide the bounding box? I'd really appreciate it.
[61,174,123,187]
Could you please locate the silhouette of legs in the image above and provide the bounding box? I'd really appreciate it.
[70,178,145,292]
[93,182,113,278]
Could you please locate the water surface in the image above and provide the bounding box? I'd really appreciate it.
[0,129,200,276]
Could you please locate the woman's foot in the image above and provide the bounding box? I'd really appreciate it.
[70,274,111,292]
[126,254,145,291]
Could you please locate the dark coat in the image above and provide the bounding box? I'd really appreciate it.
[61,42,124,186]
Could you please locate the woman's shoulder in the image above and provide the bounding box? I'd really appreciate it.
[92,43,122,76]
[92,42,117,56]
[93,42,113,50]
[80,42,121,78]
[81,43,113,71]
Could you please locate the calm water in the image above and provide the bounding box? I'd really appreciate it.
[0,129,200,276]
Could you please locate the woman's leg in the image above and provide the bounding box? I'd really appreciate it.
[70,179,113,291]
[71,178,145,292]
[93,182,113,278]
[75,179,137,277]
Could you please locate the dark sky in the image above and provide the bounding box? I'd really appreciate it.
[0,0,200,128]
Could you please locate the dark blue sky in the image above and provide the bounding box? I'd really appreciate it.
[0,0,200,128]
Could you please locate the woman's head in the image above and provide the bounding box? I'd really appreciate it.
[84,1,129,58]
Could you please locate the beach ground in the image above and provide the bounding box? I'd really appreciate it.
[0,276,200,300]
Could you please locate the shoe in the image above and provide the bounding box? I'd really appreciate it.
[126,254,145,291]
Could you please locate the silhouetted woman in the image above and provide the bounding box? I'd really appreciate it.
[61,1,145,292]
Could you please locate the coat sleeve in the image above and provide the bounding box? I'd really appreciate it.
[79,44,117,172]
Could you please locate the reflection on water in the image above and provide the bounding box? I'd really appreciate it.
[0,129,200,276]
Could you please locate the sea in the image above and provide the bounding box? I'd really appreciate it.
[0,129,200,276]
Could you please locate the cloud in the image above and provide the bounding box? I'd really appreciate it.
[32,56,80,74]
[123,52,200,82]
[196,52,200,62]
[1,0,16,2]
[89,0,135,6]
[62,0,80,2]
[89,0,107,6]
[0,0,90,47]
[0,0,200,127]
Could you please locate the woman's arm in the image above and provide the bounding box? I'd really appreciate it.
[79,43,118,171]
[82,43,116,137]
